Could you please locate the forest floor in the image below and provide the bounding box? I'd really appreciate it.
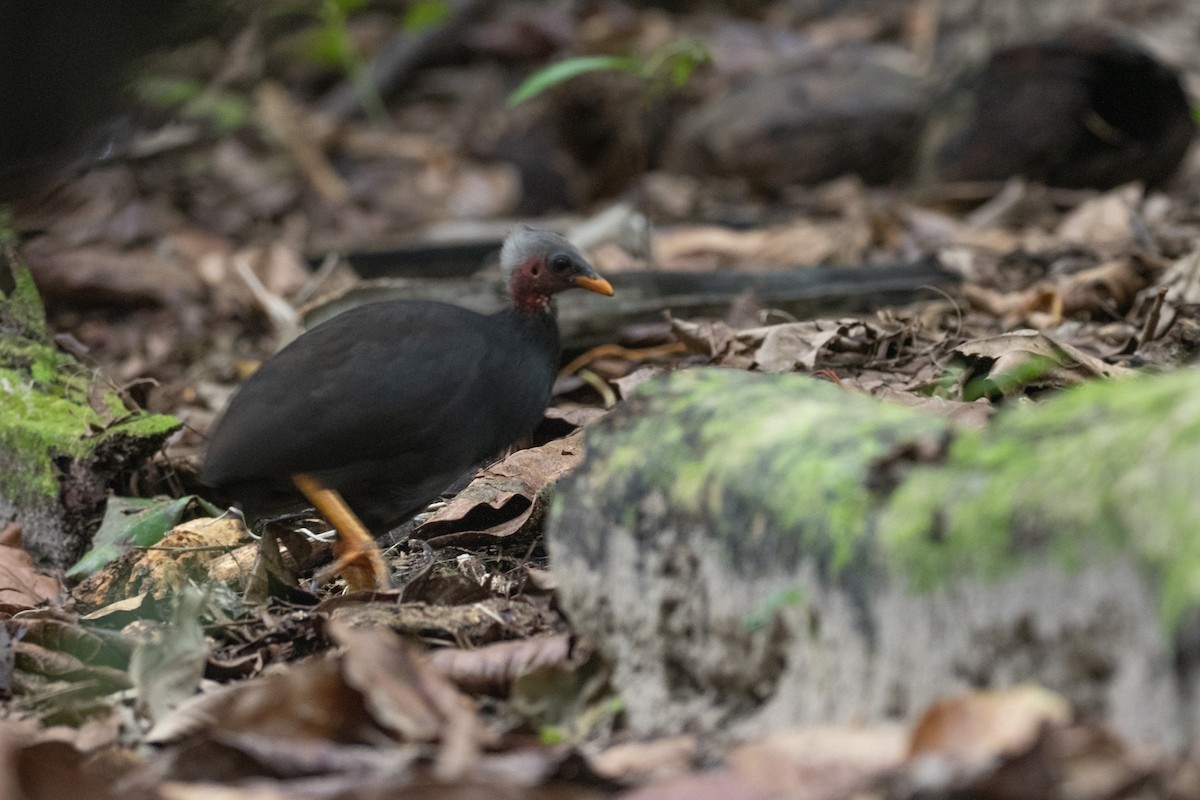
[4,2,1200,798]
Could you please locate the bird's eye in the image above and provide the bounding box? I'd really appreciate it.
[550,255,572,272]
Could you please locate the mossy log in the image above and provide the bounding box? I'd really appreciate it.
[0,241,180,569]
[547,367,1200,747]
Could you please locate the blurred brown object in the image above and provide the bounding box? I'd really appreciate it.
[666,48,928,191]
[920,26,1195,190]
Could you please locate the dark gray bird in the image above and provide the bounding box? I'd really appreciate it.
[201,227,613,590]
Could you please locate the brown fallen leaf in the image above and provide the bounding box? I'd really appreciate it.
[961,283,1063,325]
[654,217,871,271]
[908,685,1071,770]
[962,258,1148,326]
[753,322,846,372]
[590,735,698,784]
[672,315,918,374]
[428,633,572,696]
[154,729,420,786]
[904,687,1160,798]
[332,620,492,780]
[728,726,907,800]
[973,723,1160,800]
[416,432,585,548]
[1056,183,1142,247]
[149,619,491,781]
[871,388,994,428]
[21,241,202,307]
[1055,258,1147,318]
[669,317,746,365]
[146,651,369,745]
[0,535,62,610]
[0,725,123,800]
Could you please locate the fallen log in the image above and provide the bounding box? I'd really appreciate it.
[547,367,1200,747]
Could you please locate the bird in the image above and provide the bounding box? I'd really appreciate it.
[201,227,614,591]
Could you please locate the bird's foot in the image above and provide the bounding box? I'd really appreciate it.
[312,536,391,593]
[291,473,391,593]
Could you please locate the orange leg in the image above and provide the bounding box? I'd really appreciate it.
[292,473,390,592]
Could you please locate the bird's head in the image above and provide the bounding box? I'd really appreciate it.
[502,226,613,312]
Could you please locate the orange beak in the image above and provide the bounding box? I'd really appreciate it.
[574,274,614,296]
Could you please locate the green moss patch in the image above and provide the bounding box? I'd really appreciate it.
[576,366,1200,631]
[880,368,1200,629]
[587,368,952,575]
[0,244,179,510]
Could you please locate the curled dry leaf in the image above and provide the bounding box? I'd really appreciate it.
[961,283,1064,325]
[669,317,743,363]
[147,619,490,782]
[904,688,1163,798]
[962,258,1148,326]
[416,432,585,548]
[1156,250,1200,306]
[907,686,1071,772]
[956,329,1131,398]
[145,652,364,746]
[672,315,917,374]
[329,619,493,780]
[754,323,846,372]
[1055,259,1147,317]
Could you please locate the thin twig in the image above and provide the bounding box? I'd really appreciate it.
[135,544,243,553]
[1138,286,1169,348]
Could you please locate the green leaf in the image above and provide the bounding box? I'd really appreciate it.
[645,38,711,87]
[182,91,252,134]
[538,725,568,745]
[403,0,451,32]
[507,55,640,106]
[67,495,222,579]
[136,76,205,108]
[306,24,354,69]
[135,76,251,133]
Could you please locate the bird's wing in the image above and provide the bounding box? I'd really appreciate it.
[202,300,507,485]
